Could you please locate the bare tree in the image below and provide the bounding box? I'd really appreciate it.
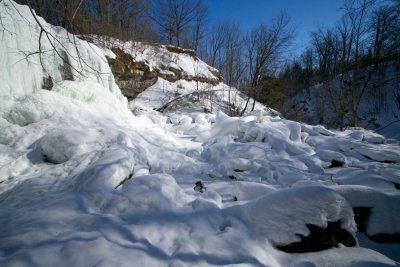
[206,22,227,68]
[151,0,205,48]
[190,2,207,53]
[16,0,155,42]
[224,22,245,115]
[204,21,245,115]
[241,12,293,115]
[111,0,154,41]
[301,48,314,88]
[342,0,374,126]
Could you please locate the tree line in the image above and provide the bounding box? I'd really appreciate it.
[277,0,400,127]
[16,0,208,44]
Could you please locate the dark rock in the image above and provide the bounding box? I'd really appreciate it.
[353,207,400,243]
[157,70,221,85]
[106,44,223,101]
[165,45,196,57]
[353,207,372,232]
[361,154,397,164]
[106,45,223,100]
[114,173,134,189]
[393,182,400,190]
[277,221,356,253]
[58,50,74,81]
[42,75,53,90]
[194,181,206,193]
[327,159,345,168]
[368,233,400,243]
[108,48,158,100]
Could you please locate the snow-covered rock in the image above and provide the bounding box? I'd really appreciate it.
[89,36,223,102]
[230,186,356,248]
[98,38,222,84]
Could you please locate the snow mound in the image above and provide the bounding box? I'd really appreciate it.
[39,128,104,163]
[335,185,400,236]
[104,174,190,218]
[232,186,356,246]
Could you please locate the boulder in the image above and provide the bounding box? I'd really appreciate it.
[107,48,157,100]
[277,221,357,253]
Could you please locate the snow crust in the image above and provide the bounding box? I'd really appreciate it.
[1,1,400,266]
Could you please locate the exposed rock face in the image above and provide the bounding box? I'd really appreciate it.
[157,67,222,85]
[107,48,158,100]
[162,45,223,83]
[277,221,356,253]
[353,207,400,243]
[353,207,372,232]
[105,44,223,100]
[165,45,196,57]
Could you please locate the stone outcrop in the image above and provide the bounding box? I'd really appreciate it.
[157,65,222,85]
[353,206,400,243]
[165,45,196,57]
[107,48,158,100]
[277,221,356,253]
[105,44,223,100]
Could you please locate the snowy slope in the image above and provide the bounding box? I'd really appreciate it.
[132,78,270,116]
[282,63,400,139]
[1,1,400,266]
[90,35,270,116]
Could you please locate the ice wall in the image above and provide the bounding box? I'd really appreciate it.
[0,0,126,105]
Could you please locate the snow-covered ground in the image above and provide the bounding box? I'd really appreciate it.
[1,1,400,266]
[131,78,270,116]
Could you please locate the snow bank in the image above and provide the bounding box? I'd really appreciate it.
[39,127,104,163]
[334,185,400,236]
[104,174,191,219]
[230,186,356,246]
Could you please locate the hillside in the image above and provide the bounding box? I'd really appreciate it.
[282,61,400,140]
[89,36,270,116]
[0,1,400,266]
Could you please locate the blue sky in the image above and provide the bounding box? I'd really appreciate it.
[203,0,345,56]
